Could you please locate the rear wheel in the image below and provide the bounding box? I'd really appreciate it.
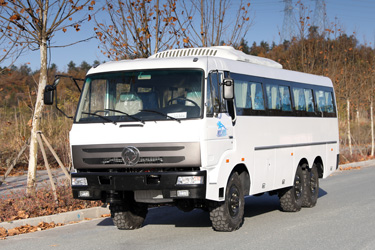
[279,166,305,212]
[110,201,148,230]
[302,163,319,207]
[209,172,244,232]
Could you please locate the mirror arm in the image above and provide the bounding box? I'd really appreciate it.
[54,86,73,119]
[54,74,84,93]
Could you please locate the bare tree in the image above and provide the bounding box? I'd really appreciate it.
[0,0,96,195]
[95,0,253,60]
[176,0,252,47]
[95,0,180,60]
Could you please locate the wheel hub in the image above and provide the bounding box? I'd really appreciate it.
[228,185,240,217]
[294,175,302,200]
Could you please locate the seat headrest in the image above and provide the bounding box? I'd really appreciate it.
[119,93,139,102]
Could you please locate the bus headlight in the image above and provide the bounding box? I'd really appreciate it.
[176,176,204,185]
[72,177,88,186]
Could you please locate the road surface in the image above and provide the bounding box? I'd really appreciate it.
[1,166,375,250]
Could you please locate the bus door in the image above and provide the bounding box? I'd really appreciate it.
[205,71,234,168]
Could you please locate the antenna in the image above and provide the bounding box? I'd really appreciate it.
[281,0,294,43]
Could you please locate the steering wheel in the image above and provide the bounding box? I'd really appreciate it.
[167,97,199,107]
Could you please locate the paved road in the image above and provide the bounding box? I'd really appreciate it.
[0,169,67,198]
[1,166,375,250]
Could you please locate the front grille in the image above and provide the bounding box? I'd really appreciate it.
[72,142,200,169]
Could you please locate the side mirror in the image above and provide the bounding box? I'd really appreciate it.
[44,85,55,105]
[222,78,234,100]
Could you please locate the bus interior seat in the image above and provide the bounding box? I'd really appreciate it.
[115,93,143,115]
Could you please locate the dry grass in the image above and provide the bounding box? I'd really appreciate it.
[0,182,101,223]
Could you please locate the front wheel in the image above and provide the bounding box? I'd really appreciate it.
[209,172,244,232]
[279,166,305,212]
[110,201,148,230]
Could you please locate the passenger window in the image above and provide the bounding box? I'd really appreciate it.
[250,82,265,110]
[235,80,252,109]
[266,84,281,110]
[305,89,314,112]
[293,87,314,112]
[279,85,292,111]
[316,90,334,113]
[293,87,306,111]
[234,81,265,110]
[325,92,334,113]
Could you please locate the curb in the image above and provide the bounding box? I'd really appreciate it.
[339,159,375,169]
[0,206,110,230]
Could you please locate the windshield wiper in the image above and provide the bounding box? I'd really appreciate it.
[105,109,145,124]
[140,109,181,123]
[82,112,117,125]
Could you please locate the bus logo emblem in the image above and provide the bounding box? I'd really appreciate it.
[121,146,140,166]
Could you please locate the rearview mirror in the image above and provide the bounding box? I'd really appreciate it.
[44,85,55,105]
[222,78,234,100]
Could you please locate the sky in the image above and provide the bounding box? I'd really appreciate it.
[2,0,375,72]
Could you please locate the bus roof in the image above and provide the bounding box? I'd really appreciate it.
[87,46,332,88]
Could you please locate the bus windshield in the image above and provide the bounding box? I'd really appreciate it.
[75,69,204,123]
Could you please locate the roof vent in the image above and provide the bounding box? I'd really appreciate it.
[148,46,282,69]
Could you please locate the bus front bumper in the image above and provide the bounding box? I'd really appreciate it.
[71,171,206,202]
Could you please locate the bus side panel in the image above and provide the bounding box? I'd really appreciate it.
[324,143,338,178]
[273,148,294,190]
[252,149,276,194]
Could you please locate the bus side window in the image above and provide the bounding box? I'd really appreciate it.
[325,91,334,113]
[279,85,292,111]
[293,87,314,112]
[293,87,306,111]
[315,90,326,112]
[206,79,214,116]
[211,72,221,113]
[304,89,314,112]
[266,84,281,110]
[234,80,251,109]
[250,82,265,110]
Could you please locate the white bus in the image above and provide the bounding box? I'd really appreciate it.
[45,46,339,232]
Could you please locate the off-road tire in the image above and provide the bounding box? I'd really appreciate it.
[110,202,148,230]
[279,166,305,212]
[209,172,244,232]
[302,163,319,207]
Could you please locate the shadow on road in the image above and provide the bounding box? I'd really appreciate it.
[96,188,328,229]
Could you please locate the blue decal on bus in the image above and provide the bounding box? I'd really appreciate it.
[217,121,227,137]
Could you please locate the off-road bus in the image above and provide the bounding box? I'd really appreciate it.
[44,46,339,231]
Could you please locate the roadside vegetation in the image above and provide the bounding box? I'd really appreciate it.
[0,182,101,223]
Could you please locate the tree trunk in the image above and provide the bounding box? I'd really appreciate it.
[26,38,48,195]
[371,100,374,156]
[347,98,352,156]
